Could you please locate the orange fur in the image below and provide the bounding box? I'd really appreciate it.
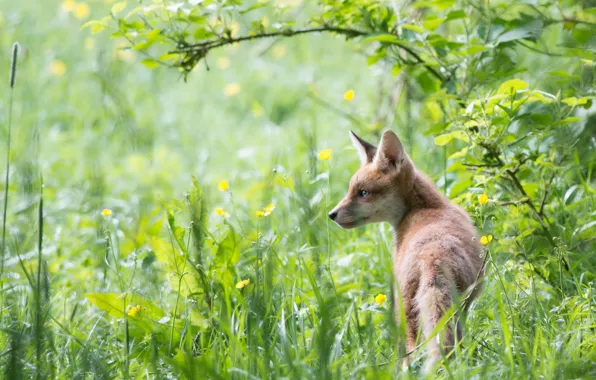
[329,130,484,371]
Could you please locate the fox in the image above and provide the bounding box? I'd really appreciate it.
[328,129,484,371]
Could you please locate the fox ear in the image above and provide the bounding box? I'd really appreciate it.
[374,130,406,169]
[349,130,377,165]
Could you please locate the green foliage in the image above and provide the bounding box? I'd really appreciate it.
[1,0,595,379]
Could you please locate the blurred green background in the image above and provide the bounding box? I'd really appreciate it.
[1,0,595,379]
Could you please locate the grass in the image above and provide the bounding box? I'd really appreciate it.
[0,1,595,379]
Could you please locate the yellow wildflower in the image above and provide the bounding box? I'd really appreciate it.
[50,60,67,77]
[236,279,250,289]
[117,49,136,63]
[251,101,264,117]
[215,208,230,218]
[85,37,95,50]
[228,22,240,37]
[478,193,489,205]
[74,3,90,20]
[62,0,76,12]
[224,83,241,97]
[375,294,387,305]
[318,149,332,161]
[218,180,229,192]
[216,57,230,70]
[263,203,275,216]
[128,304,141,317]
[101,208,112,217]
[344,89,355,101]
[272,44,287,59]
[256,203,275,217]
[480,235,493,245]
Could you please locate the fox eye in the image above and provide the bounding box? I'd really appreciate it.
[358,190,369,198]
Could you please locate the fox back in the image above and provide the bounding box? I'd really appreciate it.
[329,130,484,372]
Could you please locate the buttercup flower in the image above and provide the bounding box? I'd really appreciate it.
[263,203,275,216]
[478,193,489,205]
[215,208,230,218]
[375,294,387,305]
[102,208,112,217]
[216,57,230,70]
[218,180,229,192]
[236,279,250,289]
[74,3,90,19]
[128,304,142,317]
[256,203,275,217]
[318,149,332,161]
[480,235,493,245]
[344,90,355,101]
[273,44,287,59]
[50,60,67,77]
[62,0,76,12]
[85,37,95,50]
[224,83,241,97]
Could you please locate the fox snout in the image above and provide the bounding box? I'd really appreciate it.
[328,199,362,229]
[328,199,348,222]
[328,210,338,221]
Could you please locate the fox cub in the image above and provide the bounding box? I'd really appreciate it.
[329,130,484,370]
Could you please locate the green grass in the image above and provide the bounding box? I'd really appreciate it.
[1,1,595,379]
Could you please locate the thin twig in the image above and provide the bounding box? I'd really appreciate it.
[173,26,444,81]
[462,162,501,168]
[515,40,568,58]
[539,172,556,217]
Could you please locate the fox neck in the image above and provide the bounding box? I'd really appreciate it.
[390,170,445,233]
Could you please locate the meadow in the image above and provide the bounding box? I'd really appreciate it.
[0,0,595,379]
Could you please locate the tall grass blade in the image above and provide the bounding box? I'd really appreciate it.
[1,42,20,284]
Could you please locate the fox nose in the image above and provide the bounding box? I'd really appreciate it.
[328,211,338,221]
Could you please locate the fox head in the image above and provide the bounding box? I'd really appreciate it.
[328,130,415,229]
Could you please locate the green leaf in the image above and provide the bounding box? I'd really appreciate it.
[240,3,267,14]
[367,51,385,65]
[522,183,539,198]
[215,227,240,268]
[497,79,528,94]
[81,20,107,34]
[562,97,591,107]
[147,28,161,41]
[435,130,469,146]
[111,1,127,14]
[530,113,553,125]
[463,45,489,56]
[446,10,466,21]
[402,24,424,33]
[423,18,446,31]
[554,117,582,126]
[496,28,533,44]
[86,293,165,321]
[361,33,400,44]
[140,58,159,69]
[448,147,468,159]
